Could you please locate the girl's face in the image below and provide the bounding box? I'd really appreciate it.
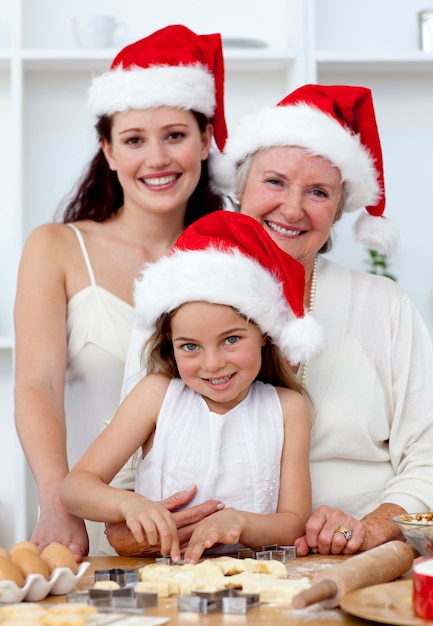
[171,302,266,414]
[239,146,343,273]
[102,106,213,219]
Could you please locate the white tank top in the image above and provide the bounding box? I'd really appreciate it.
[135,378,284,513]
[65,224,134,467]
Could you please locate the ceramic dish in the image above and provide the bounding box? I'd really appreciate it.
[0,561,90,603]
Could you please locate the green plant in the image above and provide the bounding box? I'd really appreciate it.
[365,248,397,282]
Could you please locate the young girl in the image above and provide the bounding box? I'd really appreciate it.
[61,211,323,563]
[14,24,227,559]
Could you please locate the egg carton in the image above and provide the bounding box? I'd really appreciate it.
[0,561,90,603]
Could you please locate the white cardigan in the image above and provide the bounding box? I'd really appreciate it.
[308,256,433,516]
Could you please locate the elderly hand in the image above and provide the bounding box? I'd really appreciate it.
[359,503,407,550]
[106,486,224,557]
[294,505,365,556]
[294,503,409,556]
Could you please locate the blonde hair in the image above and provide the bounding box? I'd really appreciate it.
[141,307,309,400]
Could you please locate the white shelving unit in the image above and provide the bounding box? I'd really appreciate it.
[1,0,432,547]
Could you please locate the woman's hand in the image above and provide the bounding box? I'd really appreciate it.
[31,499,89,563]
[294,503,408,556]
[359,503,407,550]
[106,487,224,556]
[294,505,366,555]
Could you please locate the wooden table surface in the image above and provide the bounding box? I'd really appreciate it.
[42,553,396,625]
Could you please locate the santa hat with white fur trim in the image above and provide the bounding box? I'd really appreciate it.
[214,84,398,255]
[134,211,323,366]
[87,24,227,153]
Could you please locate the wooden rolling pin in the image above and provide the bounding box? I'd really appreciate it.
[292,540,414,609]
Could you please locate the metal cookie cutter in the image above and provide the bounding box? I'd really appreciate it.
[89,586,158,610]
[238,543,297,562]
[155,555,185,565]
[68,586,158,613]
[178,588,259,615]
[94,567,141,587]
[66,567,159,613]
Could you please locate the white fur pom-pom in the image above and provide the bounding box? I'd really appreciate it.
[280,312,324,366]
[353,211,399,256]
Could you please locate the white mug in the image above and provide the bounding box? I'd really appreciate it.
[72,14,126,48]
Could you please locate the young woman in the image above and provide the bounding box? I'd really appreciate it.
[60,211,322,563]
[14,24,227,560]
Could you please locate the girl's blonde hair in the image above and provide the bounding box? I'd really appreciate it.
[141,306,309,400]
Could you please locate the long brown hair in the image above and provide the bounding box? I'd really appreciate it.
[57,112,224,224]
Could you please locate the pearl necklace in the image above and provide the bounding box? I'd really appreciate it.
[300,255,318,386]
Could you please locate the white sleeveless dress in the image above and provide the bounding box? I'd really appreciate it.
[65,224,135,552]
[135,378,284,514]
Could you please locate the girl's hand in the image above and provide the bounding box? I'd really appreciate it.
[183,509,243,564]
[123,496,181,561]
[106,488,225,557]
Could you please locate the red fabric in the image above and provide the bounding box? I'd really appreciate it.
[110,25,227,151]
[173,211,306,320]
[278,84,385,218]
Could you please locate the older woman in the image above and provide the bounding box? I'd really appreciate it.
[218,84,433,555]
[108,85,433,557]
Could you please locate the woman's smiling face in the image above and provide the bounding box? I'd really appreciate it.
[239,146,344,271]
[101,106,212,219]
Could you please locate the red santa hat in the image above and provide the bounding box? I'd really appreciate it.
[87,24,227,153]
[215,84,398,255]
[134,211,323,366]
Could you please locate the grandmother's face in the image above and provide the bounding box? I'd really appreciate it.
[239,146,343,272]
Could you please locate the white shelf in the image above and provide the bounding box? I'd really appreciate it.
[21,48,116,71]
[15,47,297,72]
[316,50,433,73]
[224,48,296,71]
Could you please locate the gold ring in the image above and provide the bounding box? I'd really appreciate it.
[335,525,352,541]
